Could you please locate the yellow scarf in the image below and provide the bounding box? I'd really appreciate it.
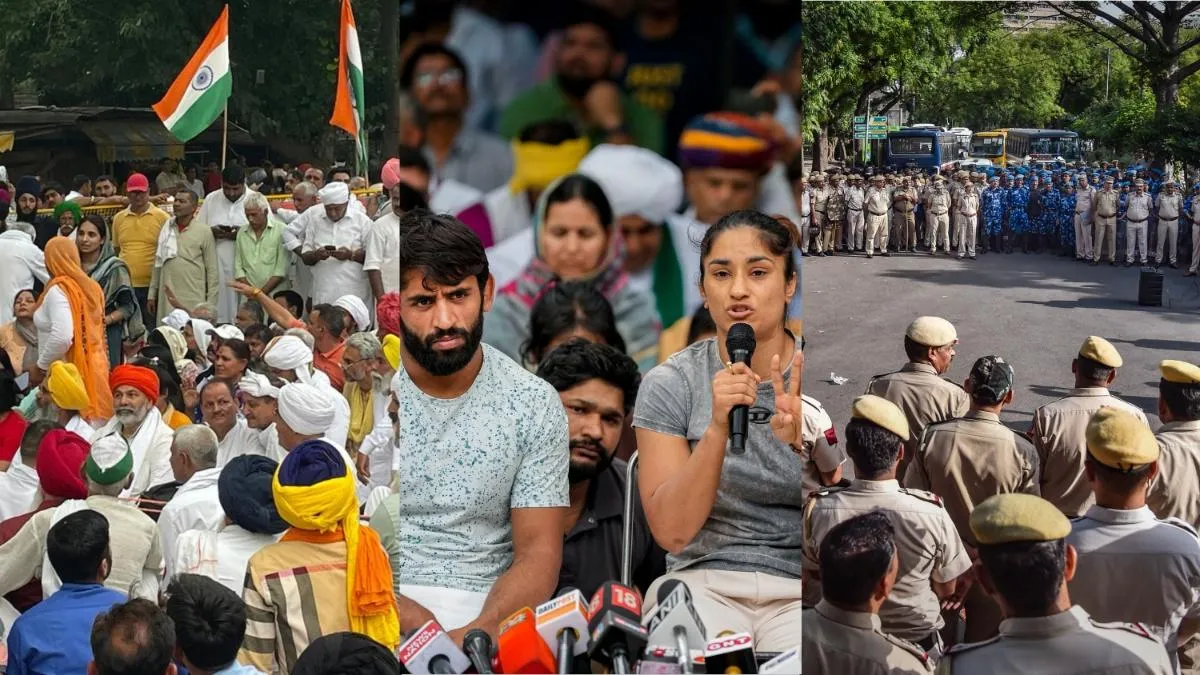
[344,380,374,445]
[272,465,399,648]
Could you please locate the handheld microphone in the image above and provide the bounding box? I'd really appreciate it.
[644,580,706,674]
[588,581,649,675]
[496,607,557,674]
[725,323,756,455]
[397,620,471,674]
[535,588,591,674]
[758,646,801,674]
[462,629,495,674]
[703,631,758,674]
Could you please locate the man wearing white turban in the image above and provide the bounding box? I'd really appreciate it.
[238,372,287,462]
[334,295,371,333]
[262,335,350,449]
[291,181,373,308]
[275,382,357,478]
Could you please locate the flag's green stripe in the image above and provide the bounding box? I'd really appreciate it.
[168,73,231,143]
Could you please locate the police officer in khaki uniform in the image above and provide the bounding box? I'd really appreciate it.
[894,177,919,252]
[804,395,972,653]
[926,177,953,254]
[1030,336,1149,517]
[825,173,847,256]
[803,511,934,674]
[865,175,891,259]
[867,317,970,483]
[1147,360,1200,529]
[799,393,848,503]
[810,172,830,254]
[1091,176,1121,266]
[1155,180,1183,267]
[907,355,1039,643]
[938,494,1173,674]
[957,180,981,260]
[1067,407,1200,672]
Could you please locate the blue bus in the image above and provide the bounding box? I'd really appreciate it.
[885,128,963,171]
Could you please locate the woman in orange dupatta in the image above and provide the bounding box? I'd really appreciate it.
[30,237,113,421]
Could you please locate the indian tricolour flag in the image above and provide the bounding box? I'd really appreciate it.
[331,0,367,174]
[153,6,231,143]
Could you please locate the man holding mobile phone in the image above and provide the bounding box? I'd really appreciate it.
[298,182,372,309]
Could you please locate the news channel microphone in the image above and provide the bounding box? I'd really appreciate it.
[497,607,557,674]
[588,581,649,675]
[397,620,472,674]
[758,646,800,674]
[462,629,495,674]
[535,588,591,674]
[703,631,758,674]
[643,580,706,674]
[725,322,756,455]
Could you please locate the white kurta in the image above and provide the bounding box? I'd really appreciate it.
[0,230,49,326]
[92,414,176,498]
[196,188,258,323]
[0,462,40,521]
[174,524,278,595]
[364,211,401,294]
[214,417,269,468]
[32,286,73,370]
[298,209,372,306]
[157,467,223,580]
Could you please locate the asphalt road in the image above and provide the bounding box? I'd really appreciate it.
[801,248,1200,433]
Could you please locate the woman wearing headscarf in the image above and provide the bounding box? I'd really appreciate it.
[77,214,145,368]
[239,441,398,673]
[30,237,113,421]
[0,428,89,613]
[0,289,38,377]
[148,325,200,411]
[53,200,83,237]
[175,454,288,595]
[483,174,662,372]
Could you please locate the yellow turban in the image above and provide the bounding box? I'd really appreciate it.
[381,334,400,371]
[272,441,398,649]
[508,138,591,194]
[46,361,89,412]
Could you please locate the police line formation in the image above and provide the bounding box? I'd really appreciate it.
[800,164,1200,272]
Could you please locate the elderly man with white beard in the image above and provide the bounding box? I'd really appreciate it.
[90,365,175,498]
[342,332,395,490]
[296,181,372,307]
[238,372,287,462]
[261,335,349,449]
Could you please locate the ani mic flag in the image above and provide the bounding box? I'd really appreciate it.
[331,0,367,174]
[153,6,231,143]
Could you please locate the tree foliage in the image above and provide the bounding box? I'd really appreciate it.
[0,0,390,164]
[917,27,1137,130]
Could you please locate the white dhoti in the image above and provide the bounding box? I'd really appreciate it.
[215,239,237,323]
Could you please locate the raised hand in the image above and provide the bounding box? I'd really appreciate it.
[770,348,805,447]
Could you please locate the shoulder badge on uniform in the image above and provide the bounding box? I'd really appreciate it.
[1089,618,1156,641]
[899,487,943,507]
[1162,517,1199,538]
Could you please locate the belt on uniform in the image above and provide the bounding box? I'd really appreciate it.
[1160,216,1179,221]
[848,207,863,211]
[895,208,914,213]
[868,210,887,216]
[1127,216,1147,222]
[931,210,948,215]
[1099,212,1116,218]
[815,209,827,214]
[961,212,977,217]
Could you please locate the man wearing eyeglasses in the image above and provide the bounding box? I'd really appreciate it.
[401,43,513,194]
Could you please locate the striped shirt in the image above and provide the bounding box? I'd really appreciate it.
[238,538,353,673]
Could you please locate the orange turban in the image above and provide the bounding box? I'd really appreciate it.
[109,364,160,401]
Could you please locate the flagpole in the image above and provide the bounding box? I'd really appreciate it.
[221,103,229,170]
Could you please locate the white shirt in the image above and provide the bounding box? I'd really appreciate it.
[174,524,277,595]
[0,229,49,326]
[364,211,401,295]
[196,187,257,323]
[91,415,176,498]
[430,179,483,216]
[33,286,73,370]
[214,417,269,468]
[158,466,223,580]
[0,461,41,521]
[299,208,372,306]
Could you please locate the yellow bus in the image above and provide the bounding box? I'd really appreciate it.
[969,128,1082,168]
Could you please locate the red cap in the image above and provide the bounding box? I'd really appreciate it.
[127,173,149,192]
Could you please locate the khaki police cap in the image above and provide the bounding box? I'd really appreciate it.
[1086,407,1159,470]
[971,494,1071,545]
[1078,336,1122,368]
[906,316,957,347]
[851,394,911,441]
[1161,360,1200,384]
[1134,178,1145,186]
